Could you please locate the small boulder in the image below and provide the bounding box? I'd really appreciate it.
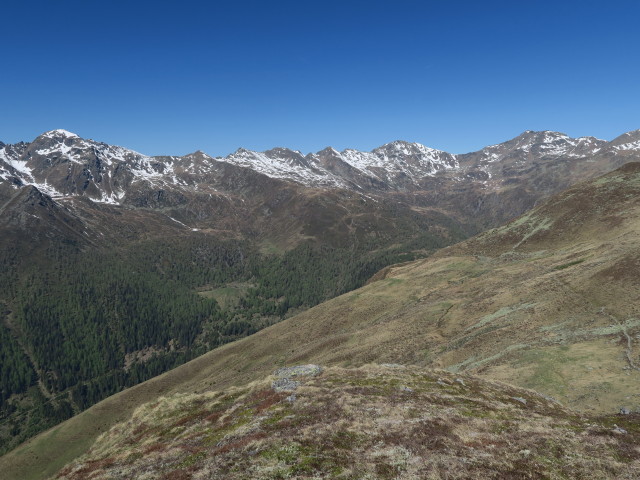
[271,364,323,392]
[273,364,323,379]
[381,363,405,369]
[613,425,628,434]
[271,378,300,392]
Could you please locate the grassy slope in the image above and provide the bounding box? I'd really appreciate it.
[4,163,640,479]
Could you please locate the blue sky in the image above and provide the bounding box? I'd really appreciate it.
[1,1,639,156]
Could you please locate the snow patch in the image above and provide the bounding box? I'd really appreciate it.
[7,159,33,178]
[223,149,346,187]
[613,140,640,151]
[30,180,64,197]
[93,189,126,205]
[35,141,76,159]
[168,216,189,228]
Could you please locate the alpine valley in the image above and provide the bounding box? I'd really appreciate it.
[2,129,640,479]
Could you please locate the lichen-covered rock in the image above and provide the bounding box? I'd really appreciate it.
[271,378,300,392]
[273,364,323,379]
[380,363,405,369]
[271,364,323,392]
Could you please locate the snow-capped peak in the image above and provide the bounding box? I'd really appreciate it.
[374,140,450,158]
[222,147,345,187]
[41,129,80,139]
[309,141,459,186]
[191,150,212,158]
[608,130,640,151]
[540,131,569,143]
[475,130,608,164]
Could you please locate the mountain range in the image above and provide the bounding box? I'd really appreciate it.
[3,129,639,198]
[1,127,638,260]
[2,128,639,247]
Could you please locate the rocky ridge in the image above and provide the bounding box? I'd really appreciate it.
[2,129,639,205]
